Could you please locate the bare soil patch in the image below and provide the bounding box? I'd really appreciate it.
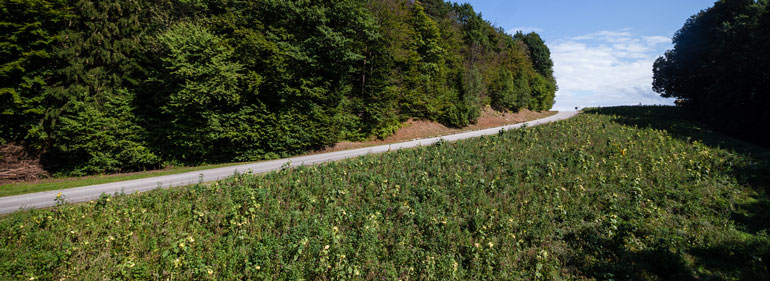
[317,107,556,153]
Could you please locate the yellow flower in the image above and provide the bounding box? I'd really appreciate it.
[207,268,214,275]
[56,192,62,198]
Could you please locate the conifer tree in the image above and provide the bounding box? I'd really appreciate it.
[43,0,157,173]
[0,0,69,145]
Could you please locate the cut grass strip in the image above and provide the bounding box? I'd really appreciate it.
[0,162,244,197]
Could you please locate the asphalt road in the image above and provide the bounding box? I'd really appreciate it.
[0,111,578,214]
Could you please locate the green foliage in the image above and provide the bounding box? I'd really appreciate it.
[0,0,69,145]
[2,107,769,280]
[399,1,453,120]
[515,32,554,79]
[38,0,159,174]
[47,91,159,175]
[47,0,145,102]
[513,71,533,109]
[0,0,558,175]
[491,69,530,111]
[340,3,400,140]
[454,3,490,49]
[151,21,245,162]
[653,0,770,145]
[219,0,384,152]
[529,73,557,111]
[443,66,482,127]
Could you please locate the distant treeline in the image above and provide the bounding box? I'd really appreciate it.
[653,0,769,145]
[0,0,556,175]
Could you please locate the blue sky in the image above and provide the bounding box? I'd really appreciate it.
[455,0,716,110]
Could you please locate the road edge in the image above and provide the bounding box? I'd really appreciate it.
[0,111,578,214]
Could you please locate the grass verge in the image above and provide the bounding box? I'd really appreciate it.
[1,106,768,280]
[0,111,556,197]
[0,162,245,197]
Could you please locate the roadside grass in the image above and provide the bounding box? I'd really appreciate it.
[0,111,556,197]
[1,106,768,280]
[0,162,246,197]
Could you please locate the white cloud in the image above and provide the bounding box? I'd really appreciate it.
[551,30,675,110]
[573,31,633,41]
[506,26,544,34]
[643,36,671,45]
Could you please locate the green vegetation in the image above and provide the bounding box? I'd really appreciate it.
[0,162,246,198]
[2,106,768,280]
[0,111,556,197]
[0,0,557,175]
[653,0,770,145]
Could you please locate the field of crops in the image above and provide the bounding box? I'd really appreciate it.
[2,106,769,280]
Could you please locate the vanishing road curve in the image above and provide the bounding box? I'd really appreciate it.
[0,111,578,214]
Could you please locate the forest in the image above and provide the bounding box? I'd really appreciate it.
[0,0,557,176]
[653,0,769,146]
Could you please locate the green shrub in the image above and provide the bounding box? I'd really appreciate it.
[46,90,159,175]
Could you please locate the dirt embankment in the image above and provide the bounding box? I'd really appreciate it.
[317,107,556,153]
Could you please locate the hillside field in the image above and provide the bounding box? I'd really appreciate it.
[1,106,769,280]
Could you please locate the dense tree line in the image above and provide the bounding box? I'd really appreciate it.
[0,0,557,175]
[653,0,769,145]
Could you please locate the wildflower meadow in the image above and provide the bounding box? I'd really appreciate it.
[1,106,768,280]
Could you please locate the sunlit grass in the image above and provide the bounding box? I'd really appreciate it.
[0,112,556,197]
[1,106,768,280]
[0,162,245,197]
